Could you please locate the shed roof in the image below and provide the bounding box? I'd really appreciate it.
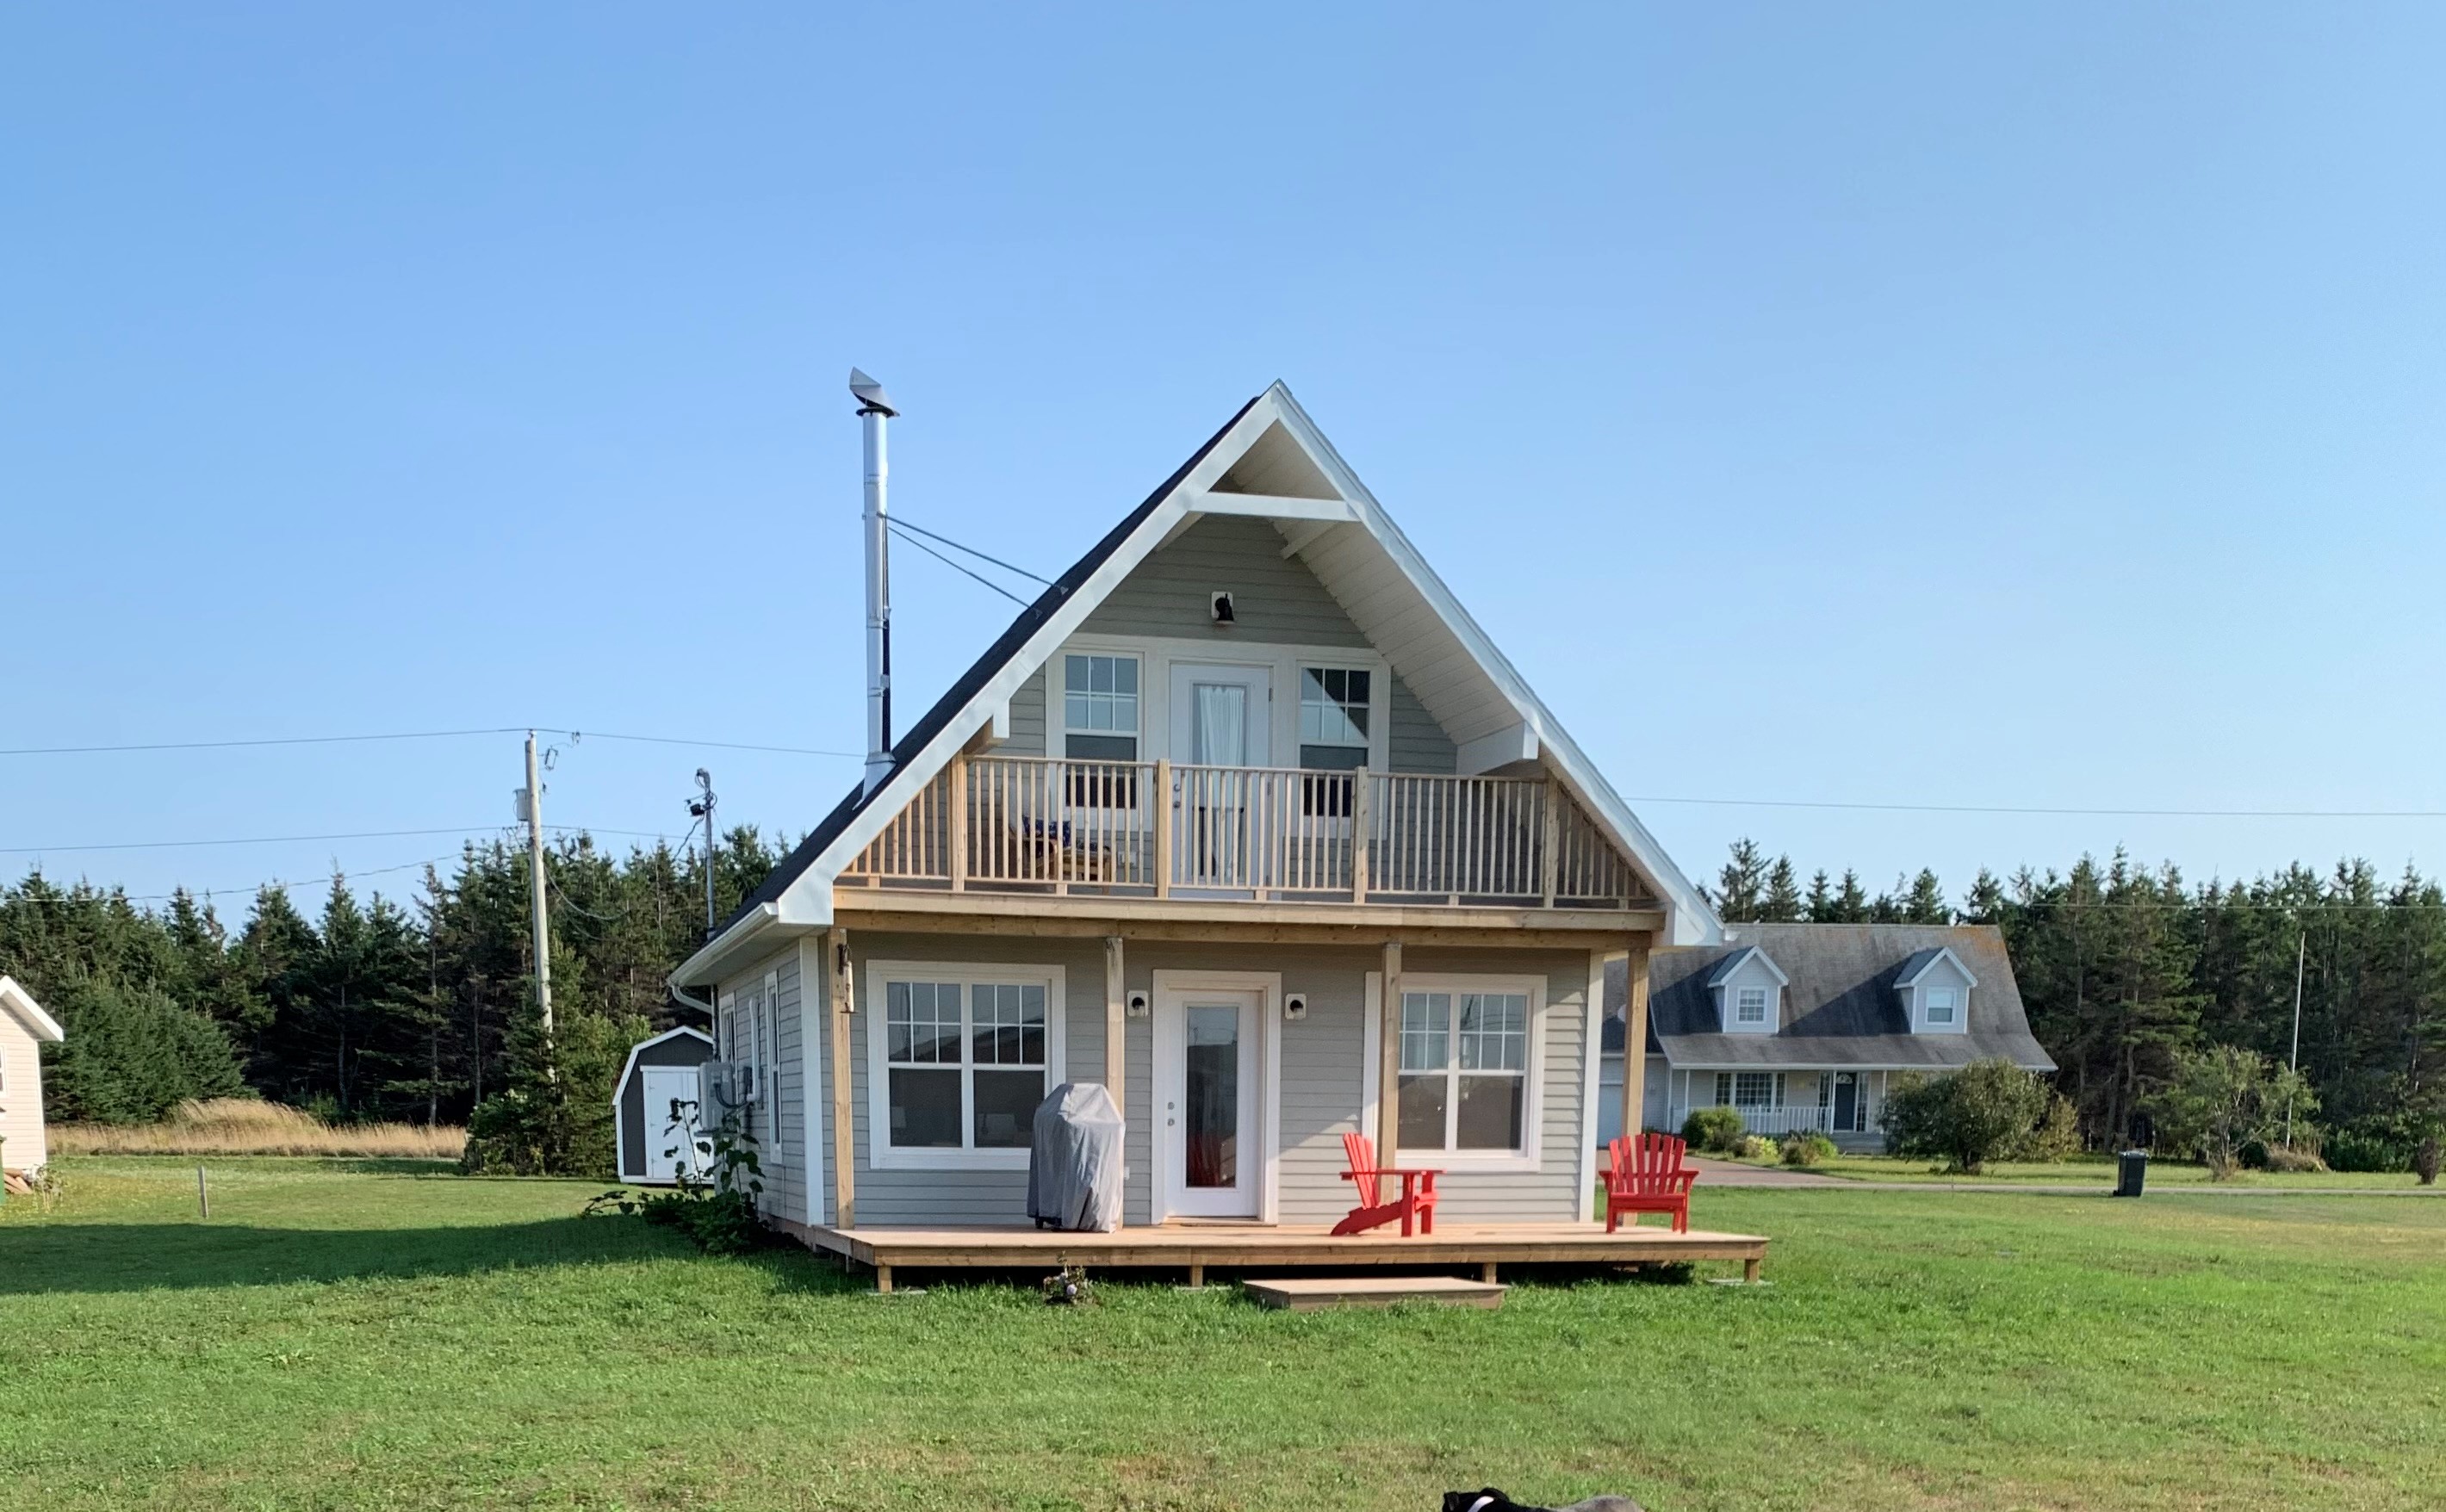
[0,976,64,1043]
[1603,924,2054,1071]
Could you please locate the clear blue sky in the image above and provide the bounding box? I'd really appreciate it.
[6,5,2444,915]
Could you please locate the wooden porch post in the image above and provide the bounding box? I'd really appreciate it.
[1377,940,1404,1160]
[947,756,968,892]
[827,926,857,1231]
[1104,935,1127,1117]
[1619,940,1651,1143]
[1152,758,1174,899]
[1351,769,1373,902]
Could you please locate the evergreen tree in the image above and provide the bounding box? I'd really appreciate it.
[1710,839,1771,922]
[1760,858,1803,923]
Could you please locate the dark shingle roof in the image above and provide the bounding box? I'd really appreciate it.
[1601,923,2054,1071]
[700,393,1263,961]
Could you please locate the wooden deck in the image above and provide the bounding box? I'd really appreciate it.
[792,1219,1770,1292]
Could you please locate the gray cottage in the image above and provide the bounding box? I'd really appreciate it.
[1600,923,2055,1150]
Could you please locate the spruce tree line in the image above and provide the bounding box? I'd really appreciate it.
[1706,840,2446,1158]
[9,829,2443,1166]
[1,827,789,1162]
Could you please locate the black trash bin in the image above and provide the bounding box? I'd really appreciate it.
[2114,1149,2148,1198]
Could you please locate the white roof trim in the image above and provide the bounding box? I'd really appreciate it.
[615,1025,714,1100]
[1705,945,1791,988]
[0,976,64,1042]
[735,382,1722,950]
[1897,946,1978,989]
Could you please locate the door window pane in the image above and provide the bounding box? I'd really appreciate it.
[1190,683,1248,765]
[1183,1004,1240,1187]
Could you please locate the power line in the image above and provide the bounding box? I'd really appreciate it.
[564,730,861,759]
[0,821,686,858]
[1630,795,2446,820]
[0,727,530,758]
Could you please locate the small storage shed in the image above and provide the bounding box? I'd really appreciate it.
[615,1026,718,1185]
[1,976,66,1177]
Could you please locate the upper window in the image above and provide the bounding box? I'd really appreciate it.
[1735,986,1769,1025]
[1926,988,1958,1026]
[1063,654,1140,762]
[1397,987,1531,1156]
[1298,666,1370,770]
[873,965,1061,1167]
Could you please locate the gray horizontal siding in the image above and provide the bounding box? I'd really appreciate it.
[1003,667,1048,758]
[1403,948,1592,1224]
[1388,675,1456,773]
[1080,513,1370,647]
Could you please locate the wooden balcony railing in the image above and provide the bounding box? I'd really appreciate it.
[839,755,1647,908]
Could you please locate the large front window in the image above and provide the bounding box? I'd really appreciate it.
[1396,985,1533,1156]
[872,964,1063,1166]
[1714,1070,1781,1109]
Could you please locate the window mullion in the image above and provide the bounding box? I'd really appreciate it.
[959,991,976,1153]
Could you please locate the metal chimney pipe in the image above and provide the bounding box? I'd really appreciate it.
[850,369,898,796]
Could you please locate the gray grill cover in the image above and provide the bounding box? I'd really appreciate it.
[1025,1082,1125,1232]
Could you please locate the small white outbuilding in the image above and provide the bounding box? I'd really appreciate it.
[0,976,66,1177]
[613,1026,717,1185]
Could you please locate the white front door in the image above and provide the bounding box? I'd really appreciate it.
[1154,986,1263,1218]
[640,1065,709,1182]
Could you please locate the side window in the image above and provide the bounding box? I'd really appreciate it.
[1062,654,1140,761]
[1927,988,1958,1025]
[1298,666,1370,816]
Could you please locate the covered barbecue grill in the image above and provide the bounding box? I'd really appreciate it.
[1026,1081,1124,1231]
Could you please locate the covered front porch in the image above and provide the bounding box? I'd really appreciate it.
[792,1217,1770,1292]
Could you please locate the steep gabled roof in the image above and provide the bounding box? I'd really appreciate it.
[1704,945,1788,989]
[1601,924,2053,1071]
[676,383,1720,984]
[0,976,65,1042]
[1895,945,1977,988]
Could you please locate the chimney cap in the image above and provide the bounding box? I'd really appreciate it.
[849,368,898,417]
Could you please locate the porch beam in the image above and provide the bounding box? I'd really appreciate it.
[1103,935,1126,1117]
[1620,940,1651,1143]
[832,905,1661,951]
[826,926,857,1230]
[1377,940,1403,1161]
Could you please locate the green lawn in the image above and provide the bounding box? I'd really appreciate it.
[1746,1152,2432,1188]
[4,1159,2443,1511]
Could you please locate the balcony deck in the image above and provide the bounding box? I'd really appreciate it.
[790,1218,1770,1292]
[840,755,1654,913]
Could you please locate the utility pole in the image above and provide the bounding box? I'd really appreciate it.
[521,730,556,1080]
[2285,929,2306,1147]
[688,768,718,937]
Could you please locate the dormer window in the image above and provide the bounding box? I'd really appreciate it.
[1897,945,1977,1034]
[1706,945,1788,1034]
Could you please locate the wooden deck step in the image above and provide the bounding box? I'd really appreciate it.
[1243,1275,1505,1311]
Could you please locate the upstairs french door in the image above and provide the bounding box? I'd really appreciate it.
[1167,662,1271,888]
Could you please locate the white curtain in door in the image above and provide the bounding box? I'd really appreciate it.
[1193,683,1246,765]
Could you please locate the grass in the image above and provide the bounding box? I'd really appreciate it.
[4,1159,2443,1511]
[1740,1151,2432,1188]
[50,1097,467,1160]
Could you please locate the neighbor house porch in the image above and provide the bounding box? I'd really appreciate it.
[792,1217,1770,1292]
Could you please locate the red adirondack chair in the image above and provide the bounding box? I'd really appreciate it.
[1605,1132,1698,1233]
[1332,1132,1442,1236]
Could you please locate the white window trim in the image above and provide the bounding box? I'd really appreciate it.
[863,959,1068,1172]
[1055,633,1390,771]
[1058,650,1145,759]
[1734,985,1769,1025]
[1925,987,1958,1026]
[1381,971,1548,1172]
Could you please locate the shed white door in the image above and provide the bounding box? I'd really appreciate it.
[641,1064,708,1182]
[1154,987,1262,1218]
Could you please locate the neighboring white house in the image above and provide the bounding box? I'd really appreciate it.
[0,976,66,1175]
[668,381,1726,1243]
[1599,924,2054,1151]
